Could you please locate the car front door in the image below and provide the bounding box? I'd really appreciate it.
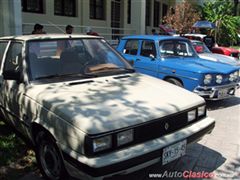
[134,40,158,77]
[0,41,27,132]
[120,39,140,65]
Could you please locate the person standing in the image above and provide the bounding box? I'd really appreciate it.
[151,29,158,35]
[203,30,215,50]
[32,23,45,34]
[65,25,74,34]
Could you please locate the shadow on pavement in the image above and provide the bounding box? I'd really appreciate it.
[206,96,240,111]
[104,143,226,180]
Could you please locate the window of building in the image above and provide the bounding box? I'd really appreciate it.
[162,3,168,18]
[145,0,151,26]
[153,0,160,27]
[111,0,121,39]
[90,0,105,20]
[127,0,131,24]
[123,40,139,55]
[22,0,43,13]
[54,0,76,17]
[140,40,156,58]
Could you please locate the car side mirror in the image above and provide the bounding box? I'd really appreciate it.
[3,70,21,82]
[149,54,155,60]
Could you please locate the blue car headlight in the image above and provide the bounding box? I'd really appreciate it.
[216,75,223,84]
[204,74,212,85]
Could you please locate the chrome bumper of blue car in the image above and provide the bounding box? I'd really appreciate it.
[193,83,239,100]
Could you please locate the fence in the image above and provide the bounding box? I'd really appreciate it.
[23,23,137,44]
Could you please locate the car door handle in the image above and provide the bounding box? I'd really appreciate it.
[136,59,141,61]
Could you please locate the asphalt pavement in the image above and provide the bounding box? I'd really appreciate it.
[19,90,240,180]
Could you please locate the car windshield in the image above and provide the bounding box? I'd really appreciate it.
[27,38,133,81]
[159,40,197,58]
[191,41,211,54]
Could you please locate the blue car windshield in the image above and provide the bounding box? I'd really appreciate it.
[159,40,197,58]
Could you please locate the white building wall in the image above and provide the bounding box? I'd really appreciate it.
[145,0,175,35]
[22,0,82,34]
[0,0,22,36]
[0,0,176,40]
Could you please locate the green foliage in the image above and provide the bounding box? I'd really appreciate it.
[202,0,239,46]
[163,1,200,34]
[0,121,37,179]
[0,128,25,166]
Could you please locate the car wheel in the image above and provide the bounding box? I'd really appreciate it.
[166,78,183,87]
[35,131,68,180]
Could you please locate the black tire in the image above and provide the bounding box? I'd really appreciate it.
[35,131,68,180]
[166,78,183,87]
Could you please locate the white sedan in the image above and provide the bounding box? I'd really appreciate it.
[0,34,215,180]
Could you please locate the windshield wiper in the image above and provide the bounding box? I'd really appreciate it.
[35,73,97,80]
[35,74,60,80]
[123,68,135,73]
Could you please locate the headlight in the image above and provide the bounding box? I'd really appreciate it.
[188,109,196,122]
[198,105,206,116]
[204,74,212,84]
[229,73,235,81]
[229,71,238,81]
[93,135,112,152]
[117,129,134,146]
[233,71,238,80]
[216,75,223,84]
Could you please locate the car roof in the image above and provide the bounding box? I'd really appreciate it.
[0,34,103,41]
[121,35,188,41]
[191,40,203,43]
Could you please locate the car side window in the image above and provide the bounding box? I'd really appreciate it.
[3,42,23,73]
[140,40,156,58]
[0,41,9,69]
[123,40,139,55]
[160,41,175,56]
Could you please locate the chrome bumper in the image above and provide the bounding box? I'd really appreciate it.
[193,83,239,100]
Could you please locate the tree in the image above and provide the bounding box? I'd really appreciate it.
[202,0,240,46]
[233,0,239,16]
[163,1,200,34]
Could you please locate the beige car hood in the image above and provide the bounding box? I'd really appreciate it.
[26,73,204,134]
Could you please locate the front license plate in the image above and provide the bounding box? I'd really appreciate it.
[218,88,229,98]
[162,140,186,165]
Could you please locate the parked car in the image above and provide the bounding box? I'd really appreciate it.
[191,40,240,65]
[0,34,215,180]
[182,33,240,60]
[116,35,240,100]
[211,46,240,60]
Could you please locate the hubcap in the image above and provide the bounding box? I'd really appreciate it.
[40,142,61,179]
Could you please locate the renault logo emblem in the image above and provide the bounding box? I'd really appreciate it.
[164,123,169,130]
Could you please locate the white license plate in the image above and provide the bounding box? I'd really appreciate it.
[162,140,186,165]
[218,88,229,98]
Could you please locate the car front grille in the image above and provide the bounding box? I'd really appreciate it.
[85,104,206,157]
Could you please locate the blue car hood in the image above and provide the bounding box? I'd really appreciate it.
[161,57,239,74]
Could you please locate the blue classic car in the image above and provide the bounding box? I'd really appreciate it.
[116,35,240,100]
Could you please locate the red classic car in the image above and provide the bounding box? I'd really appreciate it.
[211,46,240,60]
[182,34,240,60]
